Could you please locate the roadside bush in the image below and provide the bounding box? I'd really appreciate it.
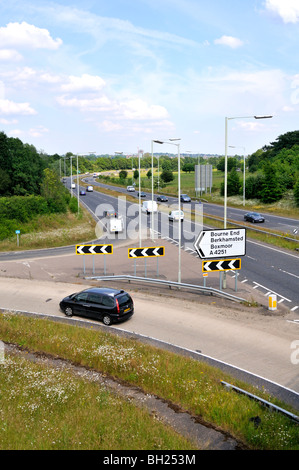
[68,197,78,213]
[0,195,49,222]
[294,179,299,207]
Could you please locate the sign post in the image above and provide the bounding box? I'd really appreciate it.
[15,230,20,247]
[128,246,165,277]
[76,244,113,275]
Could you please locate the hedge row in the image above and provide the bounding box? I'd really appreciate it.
[0,193,76,241]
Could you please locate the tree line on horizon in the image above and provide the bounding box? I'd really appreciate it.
[0,129,299,206]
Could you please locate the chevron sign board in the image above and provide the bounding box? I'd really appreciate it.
[202,258,241,272]
[76,244,113,255]
[128,246,165,258]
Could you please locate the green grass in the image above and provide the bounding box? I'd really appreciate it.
[0,313,298,450]
[0,354,194,450]
[0,209,97,252]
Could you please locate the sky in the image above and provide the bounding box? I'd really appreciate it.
[0,0,299,156]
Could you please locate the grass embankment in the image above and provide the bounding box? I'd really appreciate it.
[0,313,298,450]
[0,209,96,252]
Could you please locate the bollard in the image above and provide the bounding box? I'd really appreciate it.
[268,294,277,311]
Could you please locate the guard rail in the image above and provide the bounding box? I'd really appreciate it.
[85,274,246,303]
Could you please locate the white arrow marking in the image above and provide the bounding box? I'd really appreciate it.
[141,248,148,257]
[101,245,109,254]
[89,245,97,254]
[204,262,212,271]
[153,247,161,256]
[228,260,236,269]
[130,249,137,258]
[77,246,85,254]
[216,261,223,271]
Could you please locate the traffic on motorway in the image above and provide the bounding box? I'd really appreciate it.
[62,175,299,313]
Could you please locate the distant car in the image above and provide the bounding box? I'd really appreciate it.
[180,194,191,203]
[169,210,184,222]
[80,190,86,195]
[137,191,146,197]
[71,183,75,189]
[87,185,93,192]
[103,210,117,218]
[59,287,134,326]
[127,185,135,192]
[244,212,265,223]
[157,195,168,202]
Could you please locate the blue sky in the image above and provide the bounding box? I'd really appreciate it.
[0,0,299,156]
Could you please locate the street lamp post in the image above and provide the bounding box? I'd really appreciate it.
[151,138,181,283]
[224,115,272,228]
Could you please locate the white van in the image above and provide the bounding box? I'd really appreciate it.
[71,183,75,189]
[141,200,158,214]
[109,216,124,233]
[168,210,184,221]
[87,185,93,192]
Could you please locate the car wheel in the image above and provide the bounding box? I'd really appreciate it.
[103,315,112,326]
[64,306,73,317]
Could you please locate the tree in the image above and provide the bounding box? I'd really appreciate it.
[217,157,238,172]
[182,163,194,173]
[119,170,127,179]
[133,169,139,180]
[294,179,299,207]
[220,168,241,196]
[0,168,11,195]
[160,169,174,183]
[40,168,67,212]
[260,162,282,204]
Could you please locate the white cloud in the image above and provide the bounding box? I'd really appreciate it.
[0,22,62,49]
[214,35,244,49]
[0,99,36,115]
[61,74,106,92]
[0,49,23,61]
[100,120,123,132]
[119,98,169,120]
[57,92,169,122]
[57,95,113,112]
[265,0,299,23]
[29,126,49,137]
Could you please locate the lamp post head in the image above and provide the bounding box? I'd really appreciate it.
[254,115,273,119]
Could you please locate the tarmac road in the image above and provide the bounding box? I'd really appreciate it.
[0,260,299,400]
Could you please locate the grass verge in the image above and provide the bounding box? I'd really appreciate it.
[0,313,298,450]
[0,209,97,252]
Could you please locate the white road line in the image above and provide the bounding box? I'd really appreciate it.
[278,268,299,280]
[252,282,292,302]
[247,239,299,259]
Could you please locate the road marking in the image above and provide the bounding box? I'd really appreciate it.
[252,282,292,303]
[247,239,299,259]
[291,306,299,312]
[278,268,299,280]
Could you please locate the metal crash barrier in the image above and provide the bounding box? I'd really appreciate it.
[84,274,246,303]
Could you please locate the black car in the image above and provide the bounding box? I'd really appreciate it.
[59,287,134,325]
[157,195,168,202]
[180,194,191,202]
[244,212,265,223]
